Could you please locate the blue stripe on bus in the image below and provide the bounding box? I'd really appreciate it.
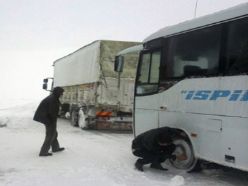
[181,90,248,101]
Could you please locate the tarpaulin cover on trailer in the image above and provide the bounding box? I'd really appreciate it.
[53,41,101,87]
[53,40,140,87]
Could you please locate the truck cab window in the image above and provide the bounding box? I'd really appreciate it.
[136,51,161,95]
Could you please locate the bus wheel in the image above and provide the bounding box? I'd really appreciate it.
[169,138,200,172]
[70,109,79,127]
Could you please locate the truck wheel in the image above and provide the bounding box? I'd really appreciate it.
[169,138,200,172]
[70,109,78,127]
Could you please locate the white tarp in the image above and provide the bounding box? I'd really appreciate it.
[53,41,101,87]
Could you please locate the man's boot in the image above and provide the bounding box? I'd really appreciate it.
[52,147,65,153]
[135,159,144,172]
[39,152,53,157]
[150,163,168,171]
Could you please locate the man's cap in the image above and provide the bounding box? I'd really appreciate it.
[52,87,64,96]
[53,87,64,92]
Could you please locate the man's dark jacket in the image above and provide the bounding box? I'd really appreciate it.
[132,127,177,153]
[33,92,61,125]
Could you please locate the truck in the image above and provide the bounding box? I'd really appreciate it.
[43,40,140,131]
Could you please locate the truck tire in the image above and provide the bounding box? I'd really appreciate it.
[70,109,79,127]
[169,138,200,172]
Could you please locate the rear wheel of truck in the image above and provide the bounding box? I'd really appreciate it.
[70,109,79,127]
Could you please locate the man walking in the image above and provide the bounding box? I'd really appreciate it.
[132,127,178,171]
[33,87,65,156]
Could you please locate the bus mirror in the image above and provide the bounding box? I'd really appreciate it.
[114,55,124,72]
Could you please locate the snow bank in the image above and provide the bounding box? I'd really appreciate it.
[0,116,8,127]
[0,99,248,186]
[0,99,38,128]
[169,176,184,186]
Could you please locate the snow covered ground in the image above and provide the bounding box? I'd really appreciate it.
[0,100,248,186]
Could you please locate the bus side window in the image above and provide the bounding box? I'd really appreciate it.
[166,26,221,78]
[226,17,248,75]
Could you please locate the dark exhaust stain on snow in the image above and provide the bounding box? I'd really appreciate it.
[0,117,8,127]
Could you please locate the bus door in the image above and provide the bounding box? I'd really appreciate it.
[134,50,161,136]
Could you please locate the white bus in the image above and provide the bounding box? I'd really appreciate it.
[134,3,248,171]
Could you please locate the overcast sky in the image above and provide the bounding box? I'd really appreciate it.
[1,0,248,101]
